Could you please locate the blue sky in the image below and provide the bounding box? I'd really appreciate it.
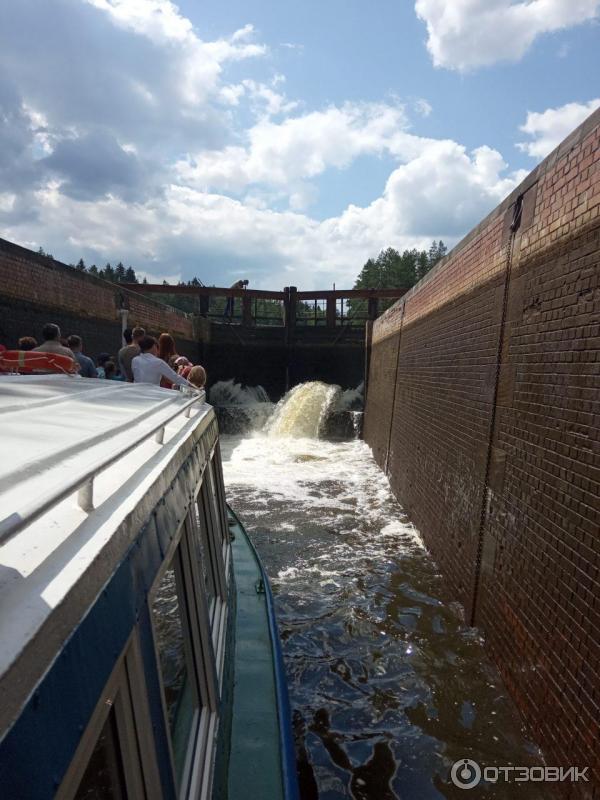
[0,0,598,288]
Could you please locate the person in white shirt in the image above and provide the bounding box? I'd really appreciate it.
[132,336,193,389]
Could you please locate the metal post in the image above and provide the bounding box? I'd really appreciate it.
[368,297,379,320]
[326,297,336,328]
[118,308,129,345]
[242,293,253,327]
[78,479,94,513]
[287,287,297,333]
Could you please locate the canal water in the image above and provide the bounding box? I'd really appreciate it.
[219,382,543,799]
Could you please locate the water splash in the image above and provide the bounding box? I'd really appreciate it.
[209,379,270,405]
[336,382,364,411]
[266,381,341,439]
[209,379,273,434]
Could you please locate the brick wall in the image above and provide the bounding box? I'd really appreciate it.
[364,108,600,795]
[0,238,199,361]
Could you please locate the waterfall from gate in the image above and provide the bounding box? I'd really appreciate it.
[265,381,341,439]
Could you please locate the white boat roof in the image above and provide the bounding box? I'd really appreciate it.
[0,375,212,733]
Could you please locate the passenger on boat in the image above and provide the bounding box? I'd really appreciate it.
[67,335,97,378]
[174,355,191,373]
[96,353,111,378]
[104,361,125,381]
[187,365,207,389]
[33,323,76,360]
[17,336,37,351]
[158,332,179,389]
[132,336,193,389]
[118,326,145,382]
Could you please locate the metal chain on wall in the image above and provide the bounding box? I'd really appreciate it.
[384,301,406,476]
[469,195,523,626]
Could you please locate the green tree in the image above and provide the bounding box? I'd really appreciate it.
[124,266,137,282]
[427,240,447,270]
[351,241,447,320]
[114,262,126,282]
[100,262,115,281]
[75,258,86,272]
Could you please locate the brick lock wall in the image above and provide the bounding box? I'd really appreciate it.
[0,238,199,360]
[364,107,600,796]
[362,330,400,468]
[477,118,600,790]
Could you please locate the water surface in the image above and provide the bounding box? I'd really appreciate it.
[221,433,543,799]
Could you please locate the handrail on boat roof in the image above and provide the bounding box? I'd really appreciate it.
[0,389,206,546]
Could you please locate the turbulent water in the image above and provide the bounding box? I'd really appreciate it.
[267,381,341,438]
[219,383,543,799]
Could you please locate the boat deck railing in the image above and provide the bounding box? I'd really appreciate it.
[0,387,206,545]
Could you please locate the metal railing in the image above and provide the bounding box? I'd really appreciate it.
[0,390,206,544]
[120,284,408,329]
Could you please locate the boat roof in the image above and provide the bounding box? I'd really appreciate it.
[0,375,211,734]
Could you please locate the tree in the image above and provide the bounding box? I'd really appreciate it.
[75,258,86,272]
[351,240,447,319]
[124,266,137,283]
[89,264,98,275]
[427,240,447,270]
[100,262,115,282]
[114,262,126,282]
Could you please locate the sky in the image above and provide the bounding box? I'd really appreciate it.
[0,0,598,289]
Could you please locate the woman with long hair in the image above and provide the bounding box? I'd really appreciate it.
[157,333,178,388]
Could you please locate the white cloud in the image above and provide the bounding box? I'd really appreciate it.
[415,0,600,71]
[84,2,266,106]
[2,138,525,288]
[0,0,529,289]
[414,98,433,117]
[175,102,431,198]
[517,98,600,158]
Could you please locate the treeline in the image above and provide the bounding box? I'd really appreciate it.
[353,240,447,293]
[345,240,447,319]
[71,256,141,284]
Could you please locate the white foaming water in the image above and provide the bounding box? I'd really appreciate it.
[220,434,423,549]
[265,381,341,438]
[335,381,364,411]
[209,379,270,405]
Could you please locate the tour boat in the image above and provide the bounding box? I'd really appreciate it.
[0,375,298,800]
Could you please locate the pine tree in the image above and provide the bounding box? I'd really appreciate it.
[124,266,137,283]
[76,258,86,272]
[89,264,98,275]
[101,263,115,281]
[114,262,126,282]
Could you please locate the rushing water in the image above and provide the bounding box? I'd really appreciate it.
[219,383,543,799]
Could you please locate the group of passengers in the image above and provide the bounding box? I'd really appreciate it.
[7,322,206,391]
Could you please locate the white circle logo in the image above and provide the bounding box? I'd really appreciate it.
[451,759,482,789]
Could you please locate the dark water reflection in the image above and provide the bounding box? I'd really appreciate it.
[221,435,544,799]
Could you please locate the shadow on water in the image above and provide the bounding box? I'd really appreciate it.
[221,434,546,800]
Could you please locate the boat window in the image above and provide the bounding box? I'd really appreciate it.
[205,457,227,550]
[151,553,199,787]
[57,634,159,800]
[74,707,127,800]
[193,493,218,616]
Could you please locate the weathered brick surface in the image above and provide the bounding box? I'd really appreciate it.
[387,225,507,616]
[0,238,197,357]
[365,108,600,796]
[361,331,400,465]
[478,119,600,793]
